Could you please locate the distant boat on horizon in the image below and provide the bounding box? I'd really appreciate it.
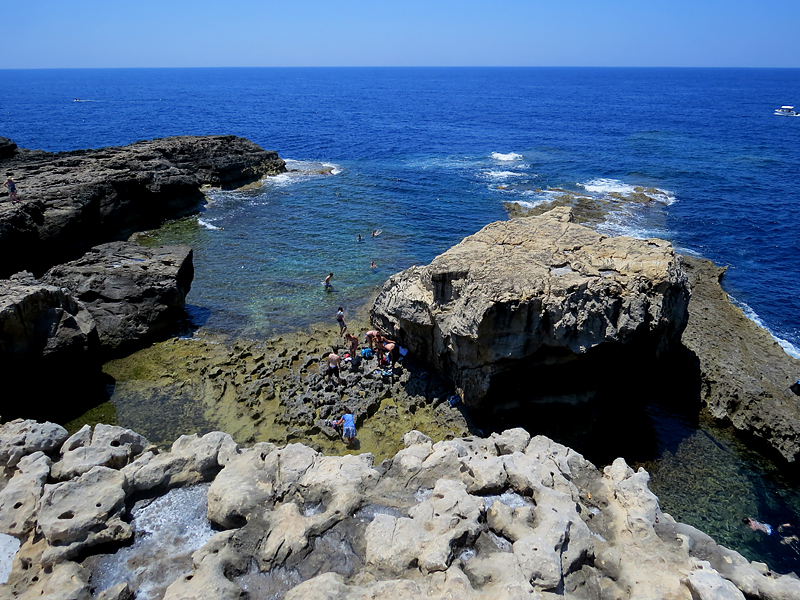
[774,105,799,116]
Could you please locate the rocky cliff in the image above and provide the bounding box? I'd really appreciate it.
[0,242,193,421]
[41,241,193,355]
[1,420,798,600]
[680,257,800,462]
[0,135,286,277]
[370,206,690,406]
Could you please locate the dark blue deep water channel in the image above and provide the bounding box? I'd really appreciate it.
[2,67,799,572]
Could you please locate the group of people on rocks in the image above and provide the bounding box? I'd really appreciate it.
[322,306,406,448]
[324,318,401,387]
[331,307,400,367]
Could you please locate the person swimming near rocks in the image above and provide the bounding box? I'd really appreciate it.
[743,518,800,553]
[371,260,377,268]
[372,229,382,237]
[744,517,774,535]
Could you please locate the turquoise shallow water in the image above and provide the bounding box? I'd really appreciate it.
[2,67,800,572]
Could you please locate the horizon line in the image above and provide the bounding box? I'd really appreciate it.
[2,65,799,71]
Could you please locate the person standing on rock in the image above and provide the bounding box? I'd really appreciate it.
[336,306,347,337]
[4,176,18,203]
[364,330,379,350]
[336,407,357,447]
[345,333,359,358]
[325,347,344,385]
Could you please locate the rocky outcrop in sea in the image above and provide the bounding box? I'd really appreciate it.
[0,135,286,421]
[370,206,690,406]
[0,135,286,277]
[1,419,799,600]
[679,256,800,462]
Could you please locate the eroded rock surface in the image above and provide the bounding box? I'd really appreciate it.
[0,135,286,277]
[680,256,800,462]
[1,422,799,600]
[370,206,690,405]
[41,241,194,354]
[0,272,97,371]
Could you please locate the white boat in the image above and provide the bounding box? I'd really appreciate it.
[774,105,799,116]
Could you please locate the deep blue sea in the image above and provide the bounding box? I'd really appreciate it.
[2,67,800,571]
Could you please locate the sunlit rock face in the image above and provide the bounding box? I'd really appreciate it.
[2,422,800,600]
[370,207,690,405]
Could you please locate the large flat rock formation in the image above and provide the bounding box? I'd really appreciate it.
[370,207,690,406]
[0,135,286,277]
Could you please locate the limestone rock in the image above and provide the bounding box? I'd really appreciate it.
[370,207,690,405]
[0,278,98,415]
[3,421,799,600]
[41,242,194,354]
[122,431,237,494]
[0,137,17,160]
[0,420,68,469]
[51,424,150,481]
[162,530,246,600]
[0,451,51,536]
[687,565,747,600]
[12,560,92,600]
[680,256,800,462]
[0,135,286,277]
[206,442,280,529]
[37,466,131,565]
[365,478,483,575]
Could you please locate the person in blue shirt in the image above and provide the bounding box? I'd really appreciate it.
[336,408,357,447]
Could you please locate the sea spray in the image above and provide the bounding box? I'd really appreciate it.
[85,484,215,600]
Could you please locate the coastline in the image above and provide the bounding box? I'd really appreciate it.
[2,133,800,582]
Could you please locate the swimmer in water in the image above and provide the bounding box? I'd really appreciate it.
[323,273,333,290]
[371,261,376,268]
[372,229,382,237]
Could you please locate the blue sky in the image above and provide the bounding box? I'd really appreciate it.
[4,0,799,68]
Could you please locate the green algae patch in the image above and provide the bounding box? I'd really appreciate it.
[87,321,469,456]
[64,401,118,436]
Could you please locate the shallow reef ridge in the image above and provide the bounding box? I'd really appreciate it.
[1,420,800,600]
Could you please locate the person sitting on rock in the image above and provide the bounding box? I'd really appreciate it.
[335,407,357,447]
[325,347,344,385]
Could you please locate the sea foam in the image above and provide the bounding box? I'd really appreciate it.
[579,178,674,204]
[197,218,221,230]
[0,534,20,585]
[87,484,215,600]
[491,152,523,161]
[729,296,800,359]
